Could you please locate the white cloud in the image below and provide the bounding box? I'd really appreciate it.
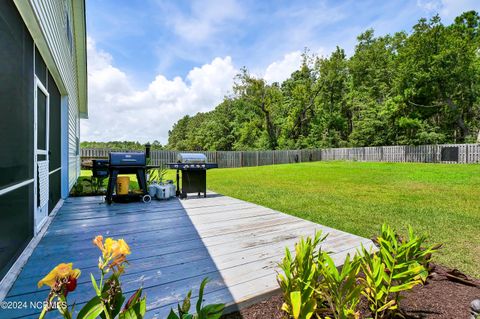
[168,0,244,43]
[81,37,237,144]
[417,0,479,19]
[263,51,303,84]
[416,0,441,12]
[263,48,328,84]
[82,37,329,144]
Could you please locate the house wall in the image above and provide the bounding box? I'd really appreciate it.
[16,0,82,190]
[0,0,85,281]
[0,1,35,281]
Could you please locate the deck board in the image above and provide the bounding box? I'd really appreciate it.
[2,193,375,319]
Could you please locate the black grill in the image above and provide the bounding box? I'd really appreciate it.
[106,152,148,204]
[109,152,146,166]
[168,153,218,198]
[92,159,109,178]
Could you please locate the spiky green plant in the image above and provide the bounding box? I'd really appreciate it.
[359,224,439,318]
[167,278,225,319]
[319,253,363,319]
[277,231,328,319]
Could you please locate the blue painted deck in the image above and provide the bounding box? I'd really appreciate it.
[2,194,375,319]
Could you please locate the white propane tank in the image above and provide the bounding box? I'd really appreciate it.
[165,184,172,199]
[148,182,158,198]
[166,180,175,198]
[169,183,176,198]
[156,184,166,200]
[163,185,171,199]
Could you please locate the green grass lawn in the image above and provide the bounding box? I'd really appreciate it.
[206,161,480,277]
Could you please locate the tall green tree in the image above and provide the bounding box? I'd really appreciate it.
[348,30,399,146]
[165,11,480,150]
[395,12,480,143]
[233,68,282,149]
[311,46,350,147]
[278,54,320,149]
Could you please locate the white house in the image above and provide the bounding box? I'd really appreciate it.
[0,0,87,282]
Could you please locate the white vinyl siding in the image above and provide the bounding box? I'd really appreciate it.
[28,0,81,188]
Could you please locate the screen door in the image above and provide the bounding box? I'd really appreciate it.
[34,76,49,233]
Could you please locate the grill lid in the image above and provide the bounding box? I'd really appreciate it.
[109,152,146,166]
[177,153,207,163]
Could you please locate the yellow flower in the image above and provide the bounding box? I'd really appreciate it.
[93,235,104,250]
[100,237,130,258]
[103,237,115,256]
[38,263,81,288]
[93,235,131,271]
[117,239,131,256]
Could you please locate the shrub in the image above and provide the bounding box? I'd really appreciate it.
[70,177,107,196]
[359,224,439,319]
[38,235,146,319]
[319,253,362,319]
[277,224,438,319]
[277,231,327,319]
[147,165,167,184]
[70,181,84,196]
[82,176,107,194]
[167,277,225,319]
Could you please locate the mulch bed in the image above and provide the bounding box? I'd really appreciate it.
[222,264,480,319]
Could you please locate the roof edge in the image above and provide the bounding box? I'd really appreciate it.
[72,0,88,119]
[14,0,88,118]
[13,0,68,96]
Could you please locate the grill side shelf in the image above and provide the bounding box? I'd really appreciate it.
[167,163,218,170]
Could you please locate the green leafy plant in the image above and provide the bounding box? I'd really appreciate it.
[70,176,107,196]
[277,224,439,319]
[319,253,362,319]
[379,224,441,273]
[82,176,107,194]
[147,165,167,184]
[359,224,439,319]
[277,231,327,319]
[70,181,84,196]
[38,236,146,319]
[167,278,225,319]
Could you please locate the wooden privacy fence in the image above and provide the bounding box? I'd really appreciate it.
[81,143,480,168]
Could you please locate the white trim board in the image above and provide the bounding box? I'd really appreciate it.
[49,167,62,175]
[0,179,34,196]
[34,74,50,235]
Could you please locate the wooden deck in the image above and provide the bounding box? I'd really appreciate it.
[2,194,375,318]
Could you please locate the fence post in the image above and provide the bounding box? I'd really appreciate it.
[256,151,259,166]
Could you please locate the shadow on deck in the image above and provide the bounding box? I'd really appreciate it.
[3,194,375,318]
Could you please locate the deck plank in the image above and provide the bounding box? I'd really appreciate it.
[2,194,375,319]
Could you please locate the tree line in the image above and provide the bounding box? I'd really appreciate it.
[167,12,480,151]
[80,140,164,150]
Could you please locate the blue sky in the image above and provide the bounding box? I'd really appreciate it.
[82,0,480,143]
